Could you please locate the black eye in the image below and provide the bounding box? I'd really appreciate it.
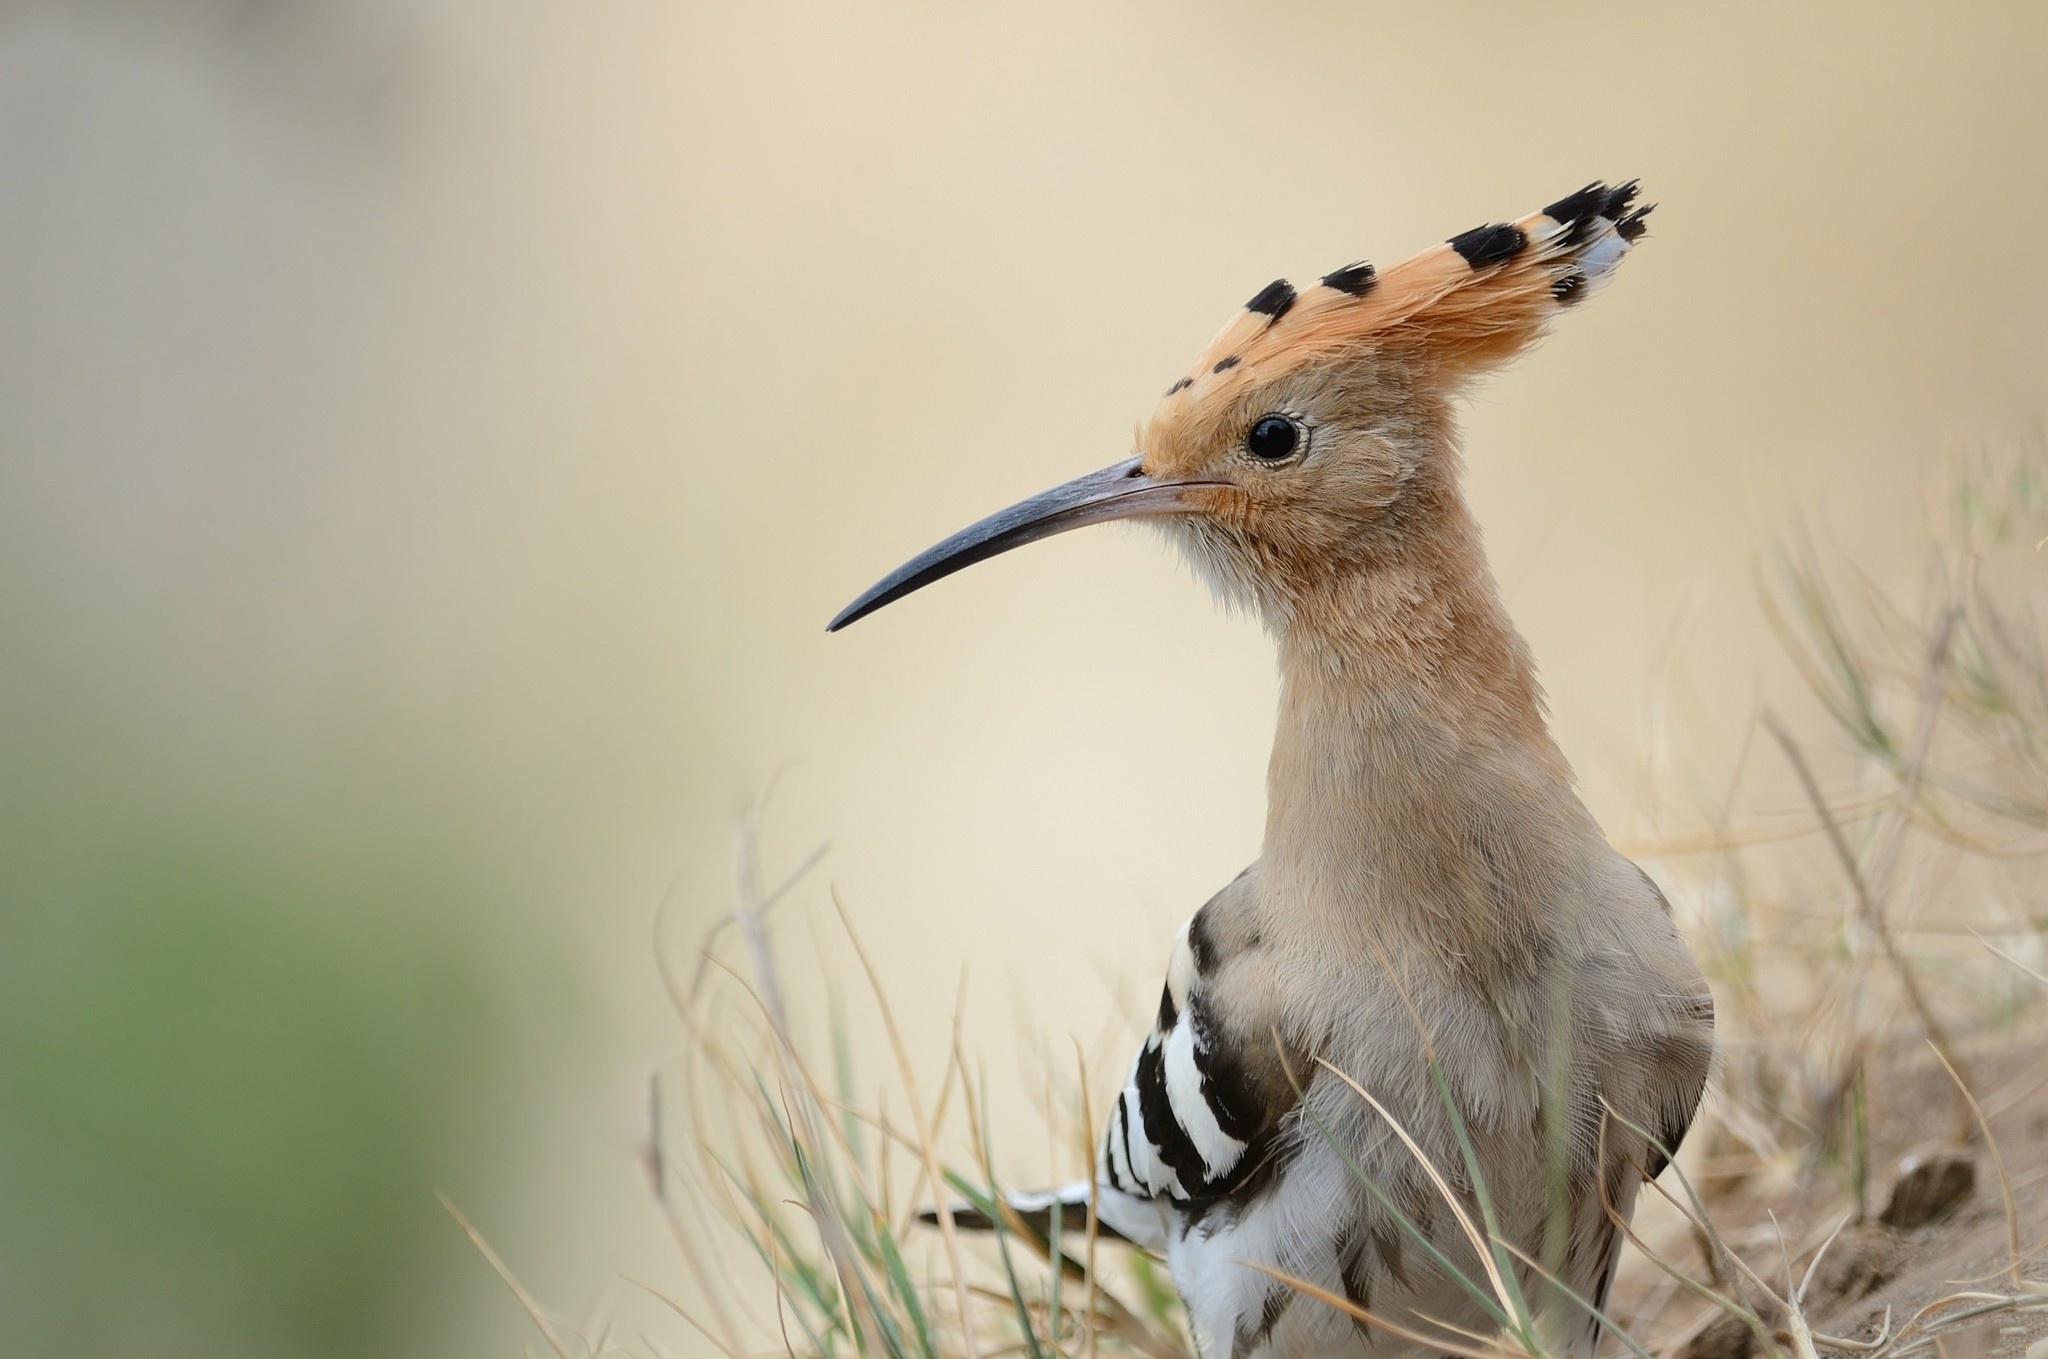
[1245,414,1300,462]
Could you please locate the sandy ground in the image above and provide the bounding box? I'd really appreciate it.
[1613,1034,2048,1359]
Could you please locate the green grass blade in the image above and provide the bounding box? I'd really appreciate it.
[1046,1196,1063,1350]
[874,1215,940,1359]
[1421,1057,1538,1340]
[970,1083,1050,1359]
[1127,1252,1180,1333]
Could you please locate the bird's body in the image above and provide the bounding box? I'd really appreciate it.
[832,183,1713,1358]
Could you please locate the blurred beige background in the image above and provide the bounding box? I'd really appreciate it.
[2,1,2044,1355]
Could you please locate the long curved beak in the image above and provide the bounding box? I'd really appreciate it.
[827,456,1218,632]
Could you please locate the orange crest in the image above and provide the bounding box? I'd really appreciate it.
[1141,182,1650,459]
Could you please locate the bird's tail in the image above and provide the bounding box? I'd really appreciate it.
[917,1179,1133,1243]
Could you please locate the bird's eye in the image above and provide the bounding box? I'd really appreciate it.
[1245,414,1301,462]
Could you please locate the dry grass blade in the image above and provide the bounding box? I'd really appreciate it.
[628,1276,743,1359]
[1240,1261,1514,1359]
[1490,1237,1659,1359]
[1925,1043,2025,1289]
[832,888,983,1359]
[1071,1039,1101,1359]
[1594,1146,1778,1355]
[1312,1057,1512,1310]
[676,840,834,1009]
[1878,1289,2048,1357]
[1763,710,1976,1135]
[439,1192,577,1359]
[1976,932,2048,989]
[729,831,890,1359]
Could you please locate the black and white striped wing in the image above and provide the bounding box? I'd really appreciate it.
[919,884,1296,1256]
[1099,909,1295,1218]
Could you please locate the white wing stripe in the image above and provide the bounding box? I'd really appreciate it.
[1118,1083,1168,1192]
[1165,1016,1247,1179]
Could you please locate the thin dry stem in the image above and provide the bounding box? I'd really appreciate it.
[733,831,889,1359]
[440,1193,577,1359]
[1242,1261,1511,1359]
[1925,1042,2024,1289]
[832,889,983,1359]
[628,1277,743,1359]
[1313,1057,1511,1308]
[1072,1039,1102,1359]
[1763,711,1976,1139]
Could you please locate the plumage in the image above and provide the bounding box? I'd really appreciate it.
[840,181,1712,1358]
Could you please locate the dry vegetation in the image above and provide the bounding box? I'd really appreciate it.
[474,454,2048,1359]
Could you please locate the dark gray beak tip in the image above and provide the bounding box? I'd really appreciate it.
[824,457,1210,634]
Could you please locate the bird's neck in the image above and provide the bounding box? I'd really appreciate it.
[1261,483,1597,949]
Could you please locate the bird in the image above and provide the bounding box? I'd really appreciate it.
[827,182,1714,1359]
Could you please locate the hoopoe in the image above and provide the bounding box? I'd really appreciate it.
[829,183,1713,1359]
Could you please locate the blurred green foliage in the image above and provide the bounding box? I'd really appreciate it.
[0,767,573,1357]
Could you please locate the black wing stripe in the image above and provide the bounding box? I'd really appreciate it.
[1103,1098,1131,1191]
[1118,1089,1149,1193]
[1135,1039,1212,1195]
[1189,1003,1267,1144]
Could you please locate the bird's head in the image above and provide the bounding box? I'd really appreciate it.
[828,183,1649,634]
